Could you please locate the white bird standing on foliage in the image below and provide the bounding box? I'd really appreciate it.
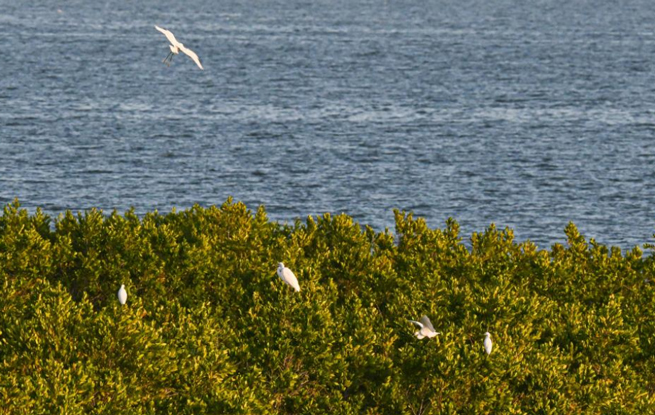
[117,284,127,305]
[484,332,493,355]
[277,263,300,292]
[155,25,204,70]
[409,315,440,339]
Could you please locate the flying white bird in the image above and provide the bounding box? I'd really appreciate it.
[277,263,300,292]
[117,284,127,305]
[484,332,493,355]
[409,315,441,339]
[155,25,204,70]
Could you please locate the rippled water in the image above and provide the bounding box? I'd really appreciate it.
[2,0,655,249]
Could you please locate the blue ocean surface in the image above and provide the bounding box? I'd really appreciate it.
[2,0,655,249]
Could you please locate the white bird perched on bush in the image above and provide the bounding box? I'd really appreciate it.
[117,284,127,305]
[277,263,300,292]
[155,25,204,70]
[484,332,493,355]
[409,315,440,339]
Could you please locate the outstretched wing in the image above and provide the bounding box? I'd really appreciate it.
[408,320,424,329]
[420,315,435,332]
[180,46,204,70]
[155,25,180,46]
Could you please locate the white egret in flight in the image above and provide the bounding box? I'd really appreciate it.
[155,25,204,70]
[277,263,300,292]
[409,315,440,339]
[484,332,493,355]
[117,284,127,305]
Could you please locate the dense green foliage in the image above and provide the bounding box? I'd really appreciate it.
[2,199,655,414]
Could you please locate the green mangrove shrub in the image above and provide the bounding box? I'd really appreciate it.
[1,199,655,414]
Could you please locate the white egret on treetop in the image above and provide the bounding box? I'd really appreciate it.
[117,284,127,305]
[484,332,493,355]
[409,315,440,339]
[277,263,300,292]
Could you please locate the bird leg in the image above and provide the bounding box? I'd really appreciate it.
[162,52,173,66]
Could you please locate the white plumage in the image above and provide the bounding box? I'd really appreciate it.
[117,284,127,305]
[409,315,440,339]
[484,332,493,355]
[155,25,204,70]
[277,263,300,292]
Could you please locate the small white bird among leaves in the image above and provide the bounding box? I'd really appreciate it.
[484,332,493,355]
[155,25,204,70]
[277,263,300,292]
[409,315,441,339]
[117,284,127,305]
